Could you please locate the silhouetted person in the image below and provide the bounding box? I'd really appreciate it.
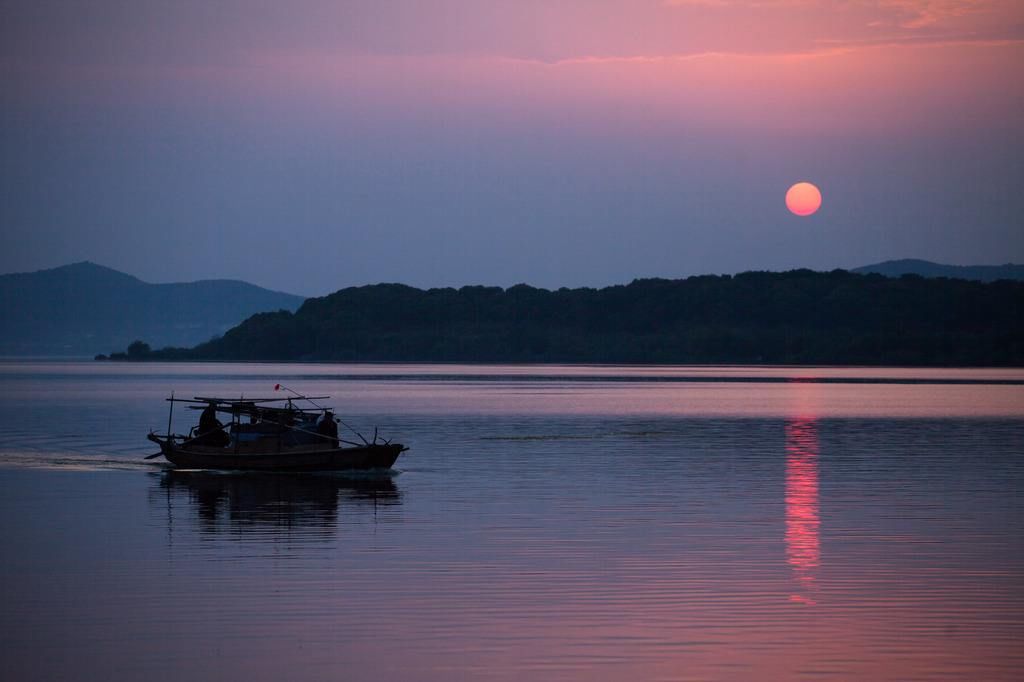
[279,409,295,428]
[197,402,229,447]
[317,410,339,449]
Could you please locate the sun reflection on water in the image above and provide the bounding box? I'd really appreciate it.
[786,416,820,605]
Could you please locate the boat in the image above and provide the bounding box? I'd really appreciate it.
[146,392,407,471]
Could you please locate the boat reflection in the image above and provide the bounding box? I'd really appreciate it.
[785,416,820,604]
[152,469,401,534]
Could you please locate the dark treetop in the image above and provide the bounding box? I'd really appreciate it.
[132,269,1024,366]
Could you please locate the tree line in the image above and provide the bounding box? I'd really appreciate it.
[105,270,1024,366]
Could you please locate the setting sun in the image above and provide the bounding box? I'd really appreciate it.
[786,182,823,217]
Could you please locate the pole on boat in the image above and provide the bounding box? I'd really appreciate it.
[276,382,371,445]
[233,396,241,454]
[167,390,174,440]
[276,383,329,411]
[144,391,176,460]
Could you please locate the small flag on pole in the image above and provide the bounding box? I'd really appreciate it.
[274,384,281,391]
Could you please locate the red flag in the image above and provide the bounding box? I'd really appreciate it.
[274,384,281,391]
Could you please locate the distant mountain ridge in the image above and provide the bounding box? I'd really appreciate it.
[853,259,1024,282]
[0,262,304,356]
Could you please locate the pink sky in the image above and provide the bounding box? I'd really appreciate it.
[2,1,1022,292]
[6,0,1021,129]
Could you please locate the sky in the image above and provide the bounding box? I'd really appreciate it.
[2,1,1022,295]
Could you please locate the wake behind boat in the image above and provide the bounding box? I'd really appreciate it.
[147,390,407,471]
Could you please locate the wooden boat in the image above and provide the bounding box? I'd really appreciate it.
[146,392,407,472]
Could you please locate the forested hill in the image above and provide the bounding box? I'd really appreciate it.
[142,270,1024,366]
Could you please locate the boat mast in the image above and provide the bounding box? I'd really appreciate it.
[167,390,174,440]
[233,396,241,454]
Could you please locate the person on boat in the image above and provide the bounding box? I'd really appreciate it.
[279,408,295,428]
[317,410,339,449]
[197,402,229,447]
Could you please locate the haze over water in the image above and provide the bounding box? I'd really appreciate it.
[1,361,1022,681]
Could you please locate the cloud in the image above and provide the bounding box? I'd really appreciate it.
[2,0,1021,85]
[664,0,1017,42]
[664,1,812,5]
[880,0,988,28]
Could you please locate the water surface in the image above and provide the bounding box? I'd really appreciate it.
[0,362,1022,681]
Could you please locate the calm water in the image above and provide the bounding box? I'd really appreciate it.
[0,361,1022,681]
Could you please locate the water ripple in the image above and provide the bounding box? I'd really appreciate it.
[0,364,1022,680]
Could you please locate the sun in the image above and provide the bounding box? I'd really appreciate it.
[786,182,822,217]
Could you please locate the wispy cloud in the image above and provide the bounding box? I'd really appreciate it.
[499,35,1021,69]
[665,0,987,19]
[3,0,1021,80]
[880,0,989,28]
[665,0,1005,32]
[658,0,1020,57]
[664,0,812,5]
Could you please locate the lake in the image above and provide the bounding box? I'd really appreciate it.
[1,361,1022,681]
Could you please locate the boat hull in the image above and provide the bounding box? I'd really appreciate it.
[150,436,405,471]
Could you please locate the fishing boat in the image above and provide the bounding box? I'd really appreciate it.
[146,391,407,471]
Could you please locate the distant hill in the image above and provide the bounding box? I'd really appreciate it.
[0,262,304,356]
[853,259,1024,282]
[137,269,1023,366]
